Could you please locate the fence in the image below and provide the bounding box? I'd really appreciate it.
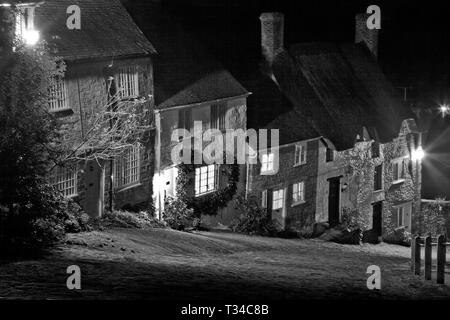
[411,235,448,284]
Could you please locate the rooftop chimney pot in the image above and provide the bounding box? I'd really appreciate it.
[260,12,284,68]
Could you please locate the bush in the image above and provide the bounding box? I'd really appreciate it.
[0,183,91,253]
[101,209,165,229]
[421,200,447,236]
[162,197,195,231]
[383,226,411,246]
[230,195,278,236]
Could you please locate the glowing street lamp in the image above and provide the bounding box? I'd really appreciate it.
[439,104,450,117]
[411,146,425,161]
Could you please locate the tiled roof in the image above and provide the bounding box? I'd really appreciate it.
[34,0,155,61]
[126,2,249,109]
[268,42,415,150]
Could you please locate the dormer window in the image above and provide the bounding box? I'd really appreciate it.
[15,5,40,46]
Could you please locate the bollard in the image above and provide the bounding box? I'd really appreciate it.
[413,236,421,276]
[425,236,432,280]
[437,235,446,284]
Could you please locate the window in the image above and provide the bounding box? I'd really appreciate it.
[272,189,284,210]
[371,141,380,158]
[114,145,140,188]
[396,203,412,229]
[261,152,275,174]
[261,190,268,208]
[49,77,68,111]
[195,165,216,196]
[374,164,383,191]
[326,148,335,162]
[294,143,307,166]
[392,158,406,182]
[178,108,192,131]
[50,165,77,198]
[116,66,139,98]
[211,104,226,131]
[292,182,305,204]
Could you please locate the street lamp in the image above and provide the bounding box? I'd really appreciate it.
[439,104,449,118]
[411,146,425,161]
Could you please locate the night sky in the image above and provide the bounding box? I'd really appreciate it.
[123,0,450,198]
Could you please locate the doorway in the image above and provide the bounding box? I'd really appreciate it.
[83,161,105,218]
[372,201,383,236]
[328,177,341,227]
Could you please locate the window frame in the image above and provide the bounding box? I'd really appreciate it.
[272,188,284,211]
[374,164,383,191]
[50,164,78,198]
[116,65,139,99]
[114,145,141,189]
[260,152,275,174]
[294,143,307,166]
[326,147,335,162]
[48,76,69,112]
[392,158,406,183]
[194,164,217,196]
[211,103,226,131]
[292,181,305,205]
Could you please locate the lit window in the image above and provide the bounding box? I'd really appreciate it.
[49,77,68,111]
[272,189,284,210]
[294,143,307,166]
[116,66,139,98]
[211,104,226,131]
[261,190,267,208]
[114,145,140,188]
[50,165,77,198]
[292,182,305,204]
[261,152,274,174]
[392,158,405,181]
[195,165,216,196]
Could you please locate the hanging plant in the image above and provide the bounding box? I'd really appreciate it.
[176,151,240,217]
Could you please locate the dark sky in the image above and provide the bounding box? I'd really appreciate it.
[123,0,450,199]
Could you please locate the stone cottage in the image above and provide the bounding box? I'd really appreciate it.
[10,0,156,217]
[136,4,250,225]
[245,12,422,237]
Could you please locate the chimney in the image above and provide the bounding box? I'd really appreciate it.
[355,13,379,59]
[259,12,284,68]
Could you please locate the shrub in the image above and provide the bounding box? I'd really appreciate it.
[420,200,447,236]
[101,209,165,229]
[230,195,278,236]
[162,197,195,231]
[0,183,90,253]
[383,226,411,246]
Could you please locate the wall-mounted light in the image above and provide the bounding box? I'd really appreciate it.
[411,146,425,161]
[341,182,348,192]
[23,28,39,46]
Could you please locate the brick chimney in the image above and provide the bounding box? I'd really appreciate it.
[355,13,379,59]
[259,12,284,68]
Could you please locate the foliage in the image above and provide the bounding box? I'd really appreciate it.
[100,209,165,229]
[230,195,278,236]
[383,226,411,246]
[177,159,240,216]
[341,206,370,232]
[420,200,447,236]
[163,197,195,231]
[0,183,91,253]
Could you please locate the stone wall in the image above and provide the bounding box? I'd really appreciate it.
[58,56,154,215]
[247,139,320,231]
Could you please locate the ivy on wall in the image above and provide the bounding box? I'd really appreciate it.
[175,152,240,216]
